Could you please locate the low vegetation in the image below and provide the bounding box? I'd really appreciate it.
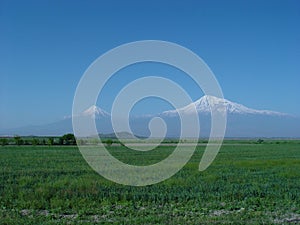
[0,141,299,224]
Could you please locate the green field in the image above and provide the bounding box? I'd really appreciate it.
[1,142,300,224]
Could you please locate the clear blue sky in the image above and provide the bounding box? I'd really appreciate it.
[1,0,300,128]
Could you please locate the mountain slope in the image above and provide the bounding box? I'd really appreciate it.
[0,96,298,137]
[158,95,298,138]
[0,106,112,136]
[162,95,288,116]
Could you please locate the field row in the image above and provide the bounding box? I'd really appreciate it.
[0,143,299,224]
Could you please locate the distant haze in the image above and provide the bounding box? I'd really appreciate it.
[1,96,299,138]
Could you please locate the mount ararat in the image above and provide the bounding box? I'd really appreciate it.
[1,96,299,138]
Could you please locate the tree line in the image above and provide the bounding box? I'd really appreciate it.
[0,133,76,146]
[0,134,118,146]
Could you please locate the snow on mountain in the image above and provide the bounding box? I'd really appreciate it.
[162,95,288,116]
[80,105,110,118]
[1,98,296,137]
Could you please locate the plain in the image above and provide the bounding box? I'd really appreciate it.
[0,141,300,224]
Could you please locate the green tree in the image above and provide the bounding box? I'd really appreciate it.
[32,138,39,145]
[58,137,64,145]
[14,135,23,145]
[60,133,76,145]
[257,139,264,144]
[106,139,113,146]
[47,137,54,146]
[0,138,8,146]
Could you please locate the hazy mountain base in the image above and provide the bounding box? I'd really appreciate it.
[0,113,299,138]
[131,114,300,138]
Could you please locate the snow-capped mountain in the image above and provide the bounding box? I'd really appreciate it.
[0,96,298,137]
[162,95,287,116]
[81,105,110,118]
[157,95,297,137]
[0,106,113,136]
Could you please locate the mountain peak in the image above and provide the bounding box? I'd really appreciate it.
[163,95,288,116]
[82,105,110,118]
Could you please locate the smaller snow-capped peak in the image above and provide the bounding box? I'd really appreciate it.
[81,105,110,118]
[162,95,288,116]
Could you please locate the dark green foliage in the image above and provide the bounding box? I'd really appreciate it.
[31,138,39,145]
[0,138,8,146]
[14,135,23,145]
[105,139,113,146]
[59,133,76,145]
[47,137,54,146]
[58,137,64,145]
[257,139,264,144]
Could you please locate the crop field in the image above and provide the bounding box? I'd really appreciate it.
[0,141,300,224]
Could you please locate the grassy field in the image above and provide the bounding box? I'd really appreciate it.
[0,142,300,224]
